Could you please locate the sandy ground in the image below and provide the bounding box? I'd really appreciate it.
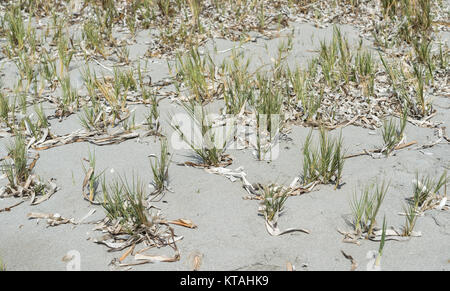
[0,20,449,271]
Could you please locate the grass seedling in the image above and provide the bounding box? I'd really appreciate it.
[288,67,322,121]
[412,171,447,211]
[353,49,375,96]
[255,73,283,133]
[22,105,49,141]
[34,103,49,129]
[59,75,79,115]
[146,93,160,131]
[380,110,407,155]
[412,64,431,117]
[57,35,75,74]
[117,46,130,64]
[15,50,37,91]
[350,190,366,235]
[350,180,389,237]
[0,92,11,125]
[81,65,97,99]
[121,112,136,131]
[39,50,58,89]
[413,37,434,78]
[402,201,419,237]
[302,128,345,187]
[171,100,230,166]
[150,138,171,195]
[4,5,26,54]
[174,47,217,102]
[222,51,253,114]
[375,216,387,267]
[259,184,289,222]
[79,103,104,132]
[82,149,105,203]
[82,19,106,57]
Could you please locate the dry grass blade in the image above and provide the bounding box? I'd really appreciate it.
[0,201,24,213]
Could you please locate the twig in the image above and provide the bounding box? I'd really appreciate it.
[344,141,417,159]
[0,201,24,213]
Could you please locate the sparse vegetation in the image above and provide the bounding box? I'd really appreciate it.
[2,134,30,188]
[102,174,151,235]
[381,110,407,155]
[259,184,289,222]
[150,138,171,195]
[412,171,447,212]
[82,150,105,204]
[302,128,345,187]
[350,180,390,237]
[171,99,230,166]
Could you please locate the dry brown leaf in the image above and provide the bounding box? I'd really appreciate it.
[166,219,197,229]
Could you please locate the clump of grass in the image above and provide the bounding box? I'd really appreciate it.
[82,19,106,57]
[78,104,104,132]
[255,73,284,133]
[150,138,171,195]
[412,171,447,211]
[15,50,38,91]
[2,134,29,189]
[350,181,390,237]
[58,75,79,116]
[145,93,160,132]
[402,201,419,237]
[173,46,217,103]
[57,34,74,74]
[4,5,26,55]
[254,112,281,161]
[379,53,433,119]
[82,150,105,203]
[0,92,12,126]
[39,50,58,89]
[81,65,98,99]
[252,73,284,161]
[302,128,345,187]
[259,184,289,222]
[102,174,150,234]
[222,51,253,114]
[353,49,375,97]
[413,37,434,78]
[380,110,407,155]
[380,0,433,45]
[288,66,322,122]
[412,63,432,117]
[171,100,230,166]
[121,112,137,132]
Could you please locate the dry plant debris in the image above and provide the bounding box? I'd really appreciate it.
[95,175,195,267]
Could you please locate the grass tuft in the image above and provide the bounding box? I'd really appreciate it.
[302,128,345,187]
